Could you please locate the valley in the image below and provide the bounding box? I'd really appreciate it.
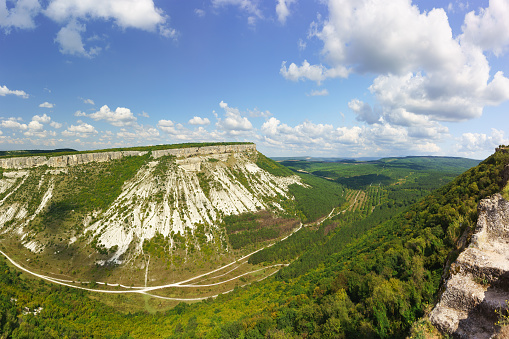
[0,142,507,338]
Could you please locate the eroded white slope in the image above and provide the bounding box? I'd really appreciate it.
[85,153,301,263]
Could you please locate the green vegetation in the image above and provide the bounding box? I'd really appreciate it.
[288,174,345,222]
[255,152,293,177]
[28,154,149,235]
[223,212,298,250]
[0,148,76,158]
[0,149,493,338]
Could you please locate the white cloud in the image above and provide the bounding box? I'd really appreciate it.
[1,118,27,130]
[88,105,137,127]
[0,0,41,31]
[456,128,509,157]
[55,20,101,58]
[195,8,206,17]
[188,116,211,125]
[247,108,272,118]
[27,120,43,131]
[157,119,181,134]
[74,110,87,117]
[348,99,381,124]
[82,98,95,105]
[117,126,159,140]
[282,0,509,124]
[50,121,63,129]
[138,111,149,118]
[298,38,306,51]
[276,0,295,24]
[0,84,29,98]
[62,121,98,137]
[280,60,348,84]
[39,102,54,108]
[462,0,509,56]
[45,0,177,56]
[215,101,253,133]
[259,115,446,157]
[45,0,168,31]
[308,89,329,97]
[32,114,51,124]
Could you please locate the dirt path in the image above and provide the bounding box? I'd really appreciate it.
[0,222,303,300]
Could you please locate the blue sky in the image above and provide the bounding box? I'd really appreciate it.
[1,0,508,159]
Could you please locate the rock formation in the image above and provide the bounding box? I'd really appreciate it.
[0,144,257,170]
[430,193,509,338]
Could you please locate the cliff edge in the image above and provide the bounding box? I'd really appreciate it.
[430,193,509,338]
[0,144,257,170]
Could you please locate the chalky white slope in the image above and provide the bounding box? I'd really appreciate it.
[0,148,301,263]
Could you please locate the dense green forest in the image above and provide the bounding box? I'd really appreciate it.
[0,150,501,338]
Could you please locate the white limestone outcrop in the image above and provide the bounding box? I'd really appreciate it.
[430,194,509,338]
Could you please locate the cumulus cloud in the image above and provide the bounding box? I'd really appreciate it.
[157,119,183,134]
[44,0,177,56]
[308,89,329,97]
[55,20,101,58]
[62,121,98,137]
[0,84,29,98]
[45,0,169,31]
[0,0,41,32]
[88,105,137,127]
[188,116,211,125]
[348,99,381,124]
[1,118,27,130]
[260,114,445,157]
[280,60,348,84]
[462,0,509,56]
[32,114,51,124]
[282,0,509,125]
[27,120,43,131]
[39,102,54,108]
[456,128,509,157]
[276,0,295,24]
[117,126,159,140]
[216,101,253,134]
[50,121,63,129]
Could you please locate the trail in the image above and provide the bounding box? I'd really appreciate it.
[0,222,303,299]
[144,255,150,287]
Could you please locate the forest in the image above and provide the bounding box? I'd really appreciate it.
[0,148,505,338]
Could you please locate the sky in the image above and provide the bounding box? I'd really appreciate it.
[1,0,509,159]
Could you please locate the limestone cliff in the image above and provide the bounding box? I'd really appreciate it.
[430,193,509,338]
[0,144,256,169]
[0,143,302,266]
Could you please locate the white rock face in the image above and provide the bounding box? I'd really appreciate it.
[430,194,509,338]
[0,145,302,265]
[85,151,301,263]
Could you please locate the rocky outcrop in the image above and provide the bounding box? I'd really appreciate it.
[430,194,509,338]
[151,144,256,159]
[0,144,256,170]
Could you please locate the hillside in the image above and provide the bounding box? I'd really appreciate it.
[0,143,309,290]
[0,145,496,338]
